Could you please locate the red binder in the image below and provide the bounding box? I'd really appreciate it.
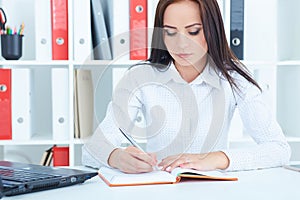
[51,0,69,60]
[53,146,69,166]
[130,0,148,60]
[0,69,12,140]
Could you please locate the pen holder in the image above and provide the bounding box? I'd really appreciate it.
[1,34,24,60]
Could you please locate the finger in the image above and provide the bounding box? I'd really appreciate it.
[126,146,158,166]
[148,153,158,168]
[178,155,217,171]
[149,153,157,163]
[162,154,195,172]
[125,146,141,153]
[130,151,156,166]
[179,161,198,170]
[127,154,154,173]
[159,155,185,171]
[167,157,190,172]
[179,161,212,171]
[158,155,181,168]
[119,152,154,173]
[125,146,156,166]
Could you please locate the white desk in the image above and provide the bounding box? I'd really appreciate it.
[4,167,300,200]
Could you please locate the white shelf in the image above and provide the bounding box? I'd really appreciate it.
[286,137,300,143]
[0,60,70,66]
[0,140,70,146]
[277,61,300,66]
[243,61,277,71]
[74,59,143,66]
[72,139,86,145]
[243,60,277,67]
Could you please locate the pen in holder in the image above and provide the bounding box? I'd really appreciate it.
[1,34,24,60]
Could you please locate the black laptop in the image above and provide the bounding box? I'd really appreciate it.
[0,161,97,197]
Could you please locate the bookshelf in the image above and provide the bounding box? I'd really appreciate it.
[0,0,300,166]
[0,0,75,165]
[276,0,300,159]
[0,0,132,166]
[229,0,300,161]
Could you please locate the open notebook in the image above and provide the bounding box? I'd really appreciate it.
[98,167,238,187]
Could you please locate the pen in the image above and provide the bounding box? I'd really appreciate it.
[119,128,145,152]
[118,128,159,171]
[19,22,24,35]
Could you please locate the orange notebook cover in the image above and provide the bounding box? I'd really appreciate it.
[51,0,69,60]
[98,167,238,187]
[130,0,148,60]
[0,69,12,140]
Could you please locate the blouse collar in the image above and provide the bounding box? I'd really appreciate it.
[156,61,221,90]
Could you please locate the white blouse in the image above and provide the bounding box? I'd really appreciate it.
[82,62,291,171]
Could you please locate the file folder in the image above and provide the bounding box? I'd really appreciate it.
[147,0,159,56]
[73,0,92,62]
[51,0,69,60]
[12,69,32,140]
[40,145,55,166]
[52,146,69,166]
[147,0,159,29]
[91,0,112,60]
[0,68,12,140]
[74,70,79,138]
[243,0,277,61]
[35,0,52,60]
[74,69,94,138]
[130,0,148,60]
[51,68,69,140]
[216,0,225,19]
[230,0,244,60]
[104,0,130,60]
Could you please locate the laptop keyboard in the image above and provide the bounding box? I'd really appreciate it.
[0,167,62,183]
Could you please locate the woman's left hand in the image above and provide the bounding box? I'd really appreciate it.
[158,151,230,172]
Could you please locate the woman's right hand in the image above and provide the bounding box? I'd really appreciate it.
[108,146,157,174]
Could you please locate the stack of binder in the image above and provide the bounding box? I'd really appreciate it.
[35,0,84,61]
[40,145,69,166]
[0,68,32,141]
[96,0,150,61]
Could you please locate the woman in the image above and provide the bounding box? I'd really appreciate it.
[82,0,290,173]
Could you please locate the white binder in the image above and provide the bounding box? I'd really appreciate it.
[35,0,52,60]
[147,0,159,29]
[244,0,276,61]
[102,0,130,61]
[51,68,69,141]
[11,69,32,140]
[216,0,225,20]
[147,0,159,55]
[73,0,92,62]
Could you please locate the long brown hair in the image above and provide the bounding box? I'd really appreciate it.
[147,0,261,91]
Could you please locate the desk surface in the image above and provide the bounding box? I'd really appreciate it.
[4,167,300,200]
